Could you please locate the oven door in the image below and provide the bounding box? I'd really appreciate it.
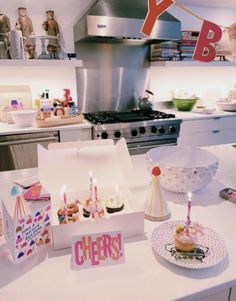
[0,131,59,171]
[126,138,177,155]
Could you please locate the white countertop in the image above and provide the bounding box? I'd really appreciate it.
[0,110,236,136]
[1,144,236,301]
[0,120,92,135]
[163,108,236,121]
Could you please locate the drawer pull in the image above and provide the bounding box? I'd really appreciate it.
[212,130,220,134]
[213,117,221,120]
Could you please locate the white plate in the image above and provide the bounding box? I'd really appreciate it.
[217,101,236,112]
[192,107,216,114]
[151,220,227,269]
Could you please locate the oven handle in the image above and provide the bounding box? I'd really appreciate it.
[0,136,59,146]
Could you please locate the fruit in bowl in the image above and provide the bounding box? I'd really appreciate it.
[173,98,198,111]
[10,110,36,127]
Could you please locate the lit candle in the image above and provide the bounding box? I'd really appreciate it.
[60,184,68,222]
[89,171,93,200]
[115,184,119,202]
[93,178,98,202]
[186,192,192,228]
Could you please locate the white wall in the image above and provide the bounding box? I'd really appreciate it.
[150,5,236,105]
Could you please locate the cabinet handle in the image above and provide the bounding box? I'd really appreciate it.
[212,130,220,134]
[213,117,221,120]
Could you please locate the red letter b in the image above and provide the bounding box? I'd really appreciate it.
[193,20,222,62]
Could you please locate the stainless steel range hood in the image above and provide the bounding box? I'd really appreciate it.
[74,0,181,43]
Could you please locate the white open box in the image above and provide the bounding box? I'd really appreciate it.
[38,139,144,249]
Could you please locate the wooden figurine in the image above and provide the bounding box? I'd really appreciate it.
[0,13,11,59]
[15,7,36,59]
[42,10,60,59]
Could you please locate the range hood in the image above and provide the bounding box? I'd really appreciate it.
[74,0,181,43]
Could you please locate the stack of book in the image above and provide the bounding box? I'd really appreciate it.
[178,30,200,61]
[150,41,180,61]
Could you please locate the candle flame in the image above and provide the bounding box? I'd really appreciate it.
[187,192,192,199]
[115,184,119,193]
[93,178,97,185]
[89,171,93,178]
[60,184,66,197]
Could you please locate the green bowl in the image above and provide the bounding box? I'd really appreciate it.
[173,98,198,111]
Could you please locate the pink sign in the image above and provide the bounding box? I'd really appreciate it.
[71,231,125,270]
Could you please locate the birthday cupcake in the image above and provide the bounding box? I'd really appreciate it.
[83,198,104,218]
[174,225,198,252]
[106,193,124,214]
[57,202,79,224]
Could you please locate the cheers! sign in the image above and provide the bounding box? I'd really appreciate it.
[71,231,125,270]
[141,0,224,62]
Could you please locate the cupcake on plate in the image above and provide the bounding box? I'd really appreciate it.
[174,225,198,252]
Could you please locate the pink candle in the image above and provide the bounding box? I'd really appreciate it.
[89,171,93,200]
[186,192,192,228]
[93,178,98,202]
[60,184,68,222]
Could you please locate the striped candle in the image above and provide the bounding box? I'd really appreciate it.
[60,184,68,222]
[186,192,192,228]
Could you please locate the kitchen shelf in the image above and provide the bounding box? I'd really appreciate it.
[151,61,235,67]
[0,59,83,67]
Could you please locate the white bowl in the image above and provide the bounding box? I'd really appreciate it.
[146,146,219,193]
[10,110,36,127]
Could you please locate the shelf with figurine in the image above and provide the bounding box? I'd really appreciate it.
[35,89,84,128]
[0,8,82,67]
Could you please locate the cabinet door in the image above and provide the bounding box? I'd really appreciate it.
[230,286,236,301]
[59,128,92,142]
[178,129,236,147]
[196,289,230,301]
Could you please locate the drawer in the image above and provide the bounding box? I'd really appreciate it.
[178,128,236,147]
[181,116,236,134]
[59,128,92,142]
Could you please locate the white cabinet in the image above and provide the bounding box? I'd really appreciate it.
[59,127,92,142]
[230,287,236,301]
[196,289,230,301]
[178,115,236,147]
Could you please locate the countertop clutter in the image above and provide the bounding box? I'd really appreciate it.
[0,109,235,136]
[1,144,236,301]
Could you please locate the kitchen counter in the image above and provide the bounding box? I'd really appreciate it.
[1,144,236,301]
[161,108,236,121]
[0,120,92,136]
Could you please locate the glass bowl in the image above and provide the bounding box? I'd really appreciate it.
[173,98,198,111]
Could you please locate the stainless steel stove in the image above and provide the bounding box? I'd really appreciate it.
[84,110,182,155]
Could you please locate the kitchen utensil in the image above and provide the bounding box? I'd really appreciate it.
[146,146,219,193]
[173,98,198,111]
[138,90,153,112]
[10,110,36,127]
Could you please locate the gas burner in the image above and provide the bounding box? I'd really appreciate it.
[84,110,176,124]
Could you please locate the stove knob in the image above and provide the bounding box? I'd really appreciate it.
[169,126,177,133]
[158,127,165,134]
[139,127,146,134]
[131,129,138,137]
[114,130,121,138]
[150,126,157,133]
[101,132,109,139]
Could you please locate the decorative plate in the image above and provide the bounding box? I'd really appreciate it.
[151,220,227,269]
